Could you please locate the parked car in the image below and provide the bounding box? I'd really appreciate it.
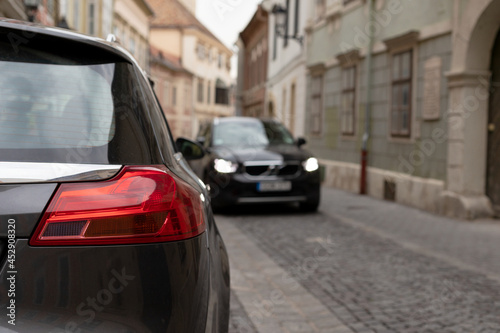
[0,19,229,333]
[184,117,321,212]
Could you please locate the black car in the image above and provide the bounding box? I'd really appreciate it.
[0,20,229,332]
[186,117,321,212]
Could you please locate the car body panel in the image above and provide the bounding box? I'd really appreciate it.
[0,237,210,333]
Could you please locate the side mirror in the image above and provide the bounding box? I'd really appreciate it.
[297,137,307,147]
[176,137,205,160]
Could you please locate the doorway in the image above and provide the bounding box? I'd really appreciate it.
[486,29,500,214]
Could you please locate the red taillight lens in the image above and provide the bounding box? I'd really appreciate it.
[29,166,206,246]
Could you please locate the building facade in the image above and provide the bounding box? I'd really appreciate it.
[60,0,113,38]
[304,0,500,219]
[148,0,233,138]
[60,0,152,70]
[0,0,27,20]
[239,5,268,118]
[113,0,153,70]
[150,47,194,139]
[262,0,310,137]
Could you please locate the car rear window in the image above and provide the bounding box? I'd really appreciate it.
[0,61,115,149]
[0,32,163,165]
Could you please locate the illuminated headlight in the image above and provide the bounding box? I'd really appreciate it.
[214,159,238,173]
[303,158,319,172]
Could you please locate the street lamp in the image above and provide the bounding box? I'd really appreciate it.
[271,4,303,46]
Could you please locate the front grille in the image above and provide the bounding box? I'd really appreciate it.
[246,165,269,176]
[244,162,300,177]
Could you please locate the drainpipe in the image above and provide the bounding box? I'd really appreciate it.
[360,0,375,195]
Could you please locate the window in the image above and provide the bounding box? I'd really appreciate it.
[162,81,169,106]
[102,0,113,37]
[73,1,80,30]
[341,66,356,135]
[207,81,211,104]
[215,79,229,105]
[294,0,300,37]
[196,44,205,60]
[310,75,323,135]
[47,0,55,17]
[60,0,68,17]
[129,37,136,55]
[290,83,296,135]
[197,79,204,103]
[208,48,213,63]
[218,54,223,68]
[113,25,121,41]
[87,1,96,36]
[282,88,287,125]
[213,119,294,147]
[391,50,412,137]
[185,85,192,111]
[172,86,177,106]
[215,87,229,105]
[284,0,290,47]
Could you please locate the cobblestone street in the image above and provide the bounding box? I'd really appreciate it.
[218,187,500,333]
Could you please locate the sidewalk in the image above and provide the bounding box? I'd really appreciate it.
[319,187,500,281]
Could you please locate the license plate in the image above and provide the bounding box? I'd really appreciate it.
[257,181,292,192]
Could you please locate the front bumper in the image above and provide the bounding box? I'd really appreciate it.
[206,170,321,207]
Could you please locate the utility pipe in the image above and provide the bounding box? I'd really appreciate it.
[360,0,375,195]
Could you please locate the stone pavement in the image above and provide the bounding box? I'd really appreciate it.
[219,187,500,333]
[220,218,353,333]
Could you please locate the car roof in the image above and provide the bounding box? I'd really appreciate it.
[0,18,138,67]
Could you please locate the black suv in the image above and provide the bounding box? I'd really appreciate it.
[187,117,321,212]
[0,19,229,332]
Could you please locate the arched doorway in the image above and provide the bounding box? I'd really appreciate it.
[442,0,500,218]
[486,30,500,215]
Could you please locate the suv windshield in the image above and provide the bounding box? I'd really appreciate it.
[212,120,295,147]
[0,36,162,165]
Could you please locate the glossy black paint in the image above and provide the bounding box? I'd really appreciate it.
[0,184,57,238]
[0,237,210,332]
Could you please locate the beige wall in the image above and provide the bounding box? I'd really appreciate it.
[114,0,151,70]
[150,30,183,59]
[151,63,194,139]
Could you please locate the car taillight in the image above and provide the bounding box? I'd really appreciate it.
[30,166,205,246]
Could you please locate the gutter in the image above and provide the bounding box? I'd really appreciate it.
[360,0,375,195]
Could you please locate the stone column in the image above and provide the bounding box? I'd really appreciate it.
[439,70,494,219]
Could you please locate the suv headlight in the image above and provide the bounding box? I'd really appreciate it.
[214,159,238,173]
[303,158,319,172]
